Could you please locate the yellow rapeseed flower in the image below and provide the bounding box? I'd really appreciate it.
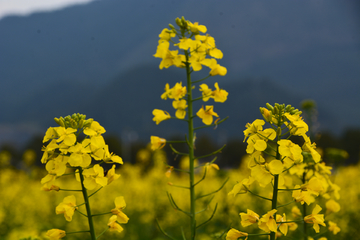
[243,119,265,142]
[240,209,260,227]
[212,82,228,102]
[226,228,248,240]
[328,221,340,234]
[46,229,66,240]
[108,215,123,232]
[150,136,166,151]
[258,209,277,232]
[172,99,188,119]
[111,196,129,224]
[196,105,219,125]
[325,199,340,213]
[304,204,326,233]
[152,109,171,125]
[55,195,77,222]
[82,164,108,190]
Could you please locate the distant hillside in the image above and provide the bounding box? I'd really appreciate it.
[0,0,359,147]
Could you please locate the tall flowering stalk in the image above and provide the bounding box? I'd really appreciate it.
[151,17,228,239]
[40,114,128,240]
[227,103,341,240]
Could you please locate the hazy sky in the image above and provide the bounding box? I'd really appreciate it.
[0,0,95,19]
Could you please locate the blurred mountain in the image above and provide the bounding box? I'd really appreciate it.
[0,0,359,146]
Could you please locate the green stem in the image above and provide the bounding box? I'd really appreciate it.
[270,128,281,240]
[185,49,196,240]
[302,171,307,240]
[78,168,96,240]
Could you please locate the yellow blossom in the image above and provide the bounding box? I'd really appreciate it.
[301,177,324,196]
[170,82,187,100]
[150,136,166,150]
[165,166,174,178]
[291,206,302,218]
[161,83,172,100]
[158,28,176,41]
[258,209,277,232]
[268,160,284,175]
[83,120,105,136]
[107,164,120,185]
[111,196,129,224]
[304,204,326,233]
[43,185,60,192]
[172,99,188,119]
[302,134,321,163]
[276,213,288,236]
[188,21,207,34]
[292,184,316,205]
[212,82,228,102]
[240,209,260,227]
[328,221,340,235]
[43,127,57,143]
[199,83,212,102]
[228,177,254,196]
[108,215,123,232]
[82,164,108,190]
[243,119,265,142]
[67,142,92,167]
[226,228,248,240]
[103,145,123,164]
[202,58,227,76]
[278,139,303,163]
[284,112,309,136]
[55,195,77,221]
[55,127,77,147]
[196,105,219,125]
[152,109,171,125]
[46,229,66,240]
[326,199,340,213]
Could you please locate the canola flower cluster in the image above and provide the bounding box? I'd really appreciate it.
[227,103,341,240]
[40,114,128,240]
[150,17,229,240]
[151,16,228,150]
[0,144,355,239]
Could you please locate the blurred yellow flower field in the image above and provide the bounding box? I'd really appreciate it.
[0,149,358,239]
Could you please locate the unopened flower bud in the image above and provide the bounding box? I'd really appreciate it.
[78,119,84,129]
[273,106,279,115]
[276,127,282,136]
[83,118,93,128]
[285,104,292,111]
[168,23,175,30]
[54,117,65,127]
[260,107,272,122]
[175,17,182,27]
[266,103,274,112]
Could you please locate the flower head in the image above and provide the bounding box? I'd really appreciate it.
[172,99,188,119]
[304,204,326,233]
[196,105,219,125]
[55,195,77,221]
[152,109,171,125]
[212,82,228,102]
[108,215,123,232]
[240,209,260,227]
[328,221,340,235]
[111,196,129,223]
[226,228,248,240]
[46,229,66,240]
[258,209,277,232]
[151,136,166,150]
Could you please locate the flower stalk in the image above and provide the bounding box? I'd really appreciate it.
[151,16,228,239]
